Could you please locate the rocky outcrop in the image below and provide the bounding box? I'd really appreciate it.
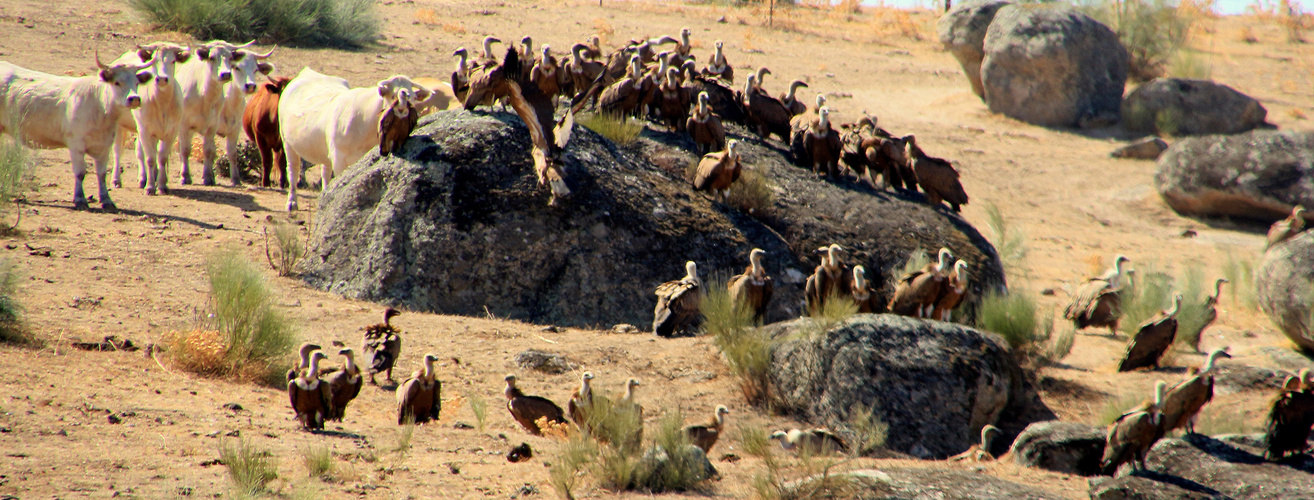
[1122,78,1268,137]
[1110,137,1168,160]
[1010,421,1105,475]
[980,4,1128,127]
[302,110,1005,328]
[936,0,1013,99]
[514,349,576,374]
[1143,434,1314,499]
[764,314,1051,458]
[1087,475,1217,500]
[1257,231,1314,352]
[794,468,1064,500]
[1154,130,1314,222]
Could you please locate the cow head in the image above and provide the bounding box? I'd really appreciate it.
[136,42,190,87]
[230,45,276,95]
[193,42,238,83]
[97,51,153,109]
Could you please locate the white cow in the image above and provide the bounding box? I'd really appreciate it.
[110,43,190,195]
[210,41,274,186]
[175,41,237,186]
[0,54,153,210]
[278,68,431,211]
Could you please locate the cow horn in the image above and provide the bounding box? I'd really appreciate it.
[250,46,275,59]
[95,50,108,70]
[236,40,257,49]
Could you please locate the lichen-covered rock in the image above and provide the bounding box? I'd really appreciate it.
[302,110,1005,328]
[1087,475,1217,500]
[981,5,1128,127]
[1257,231,1314,352]
[1144,434,1314,499]
[513,349,576,374]
[765,314,1051,458]
[1122,78,1268,136]
[1154,130,1314,222]
[1010,421,1105,475]
[936,0,1013,100]
[796,468,1064,499]
[1110,137,1168,160]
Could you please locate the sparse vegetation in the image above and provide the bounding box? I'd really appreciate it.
[634,409,713,493]
[469,393,489,432]
[1118,261,1175,334]
[579,113,643,145]
[300,445,333,478]
[129,0,380,48]
[846,403,889,457]
[1081,0,1197,82]
[167,250,297,384]
[887,248,930,293]
[393,420,415,455]
[704,276,775,405]
[728,169,777,216]
[1192,405,1251,435]
[548,407,711,498]
[1173,265,1210,351]
[1099,391,1149,426]
[1222,250,1258,309]
[220,438,278,497]
[984,202,1027,271]
[1170,48,1213,79]
[0,137,33,232]
[975,289,1073,367]
[808,290,858,336]
[0,259,30,347]
[264,221,306,277]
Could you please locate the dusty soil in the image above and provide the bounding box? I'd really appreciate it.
[0,0,1311,498]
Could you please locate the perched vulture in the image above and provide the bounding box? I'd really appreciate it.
[931,260,970,322]
[322,348,363,422]
[286,342,323,381]
[616,378,645,450]
[804,107,844,179]
[567,371,598,431]
[655,68,690,132]
[1262,370,1314,461]
[362,308,403,385]
[563,43,606,100]
[702,40,733,84]
[788,94,826,168]
[1064,255,1131,335]
[1160,348,1231,435]
[692,140,742,203]
[850,265,877,313]
[1182,278,1227,353]
[287,351,332,430]
[728,248,775,321]
[888,248,953,318]
[504,374,568,436]
[1117,294,1183,372]
[779,80,809,116]
[948,425,1001,462]
[530,45,561,104]
[451,48,472,103]
[653,261,703,337]
[687,92,726,156]
[396,353,442,425]
[592,55,650,117]
[742,71,792,142]
[684,405,730,453]
[905,135,969,212]
[1102,381,1167,475]
[477,36,502,67]
[377,87,421,157]
[685,70,745,125]
[518,36,536,77]
[582,35,603,61]
[770,428,849,455]
[804,244,850,315]
[1266,205,1305,250]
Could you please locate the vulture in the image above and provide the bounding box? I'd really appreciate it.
[362,308,403,385]
[451,47,472,103]
[396,353,442,425]
[1117,293,1183,372]
[465,47,575,206]
[378,87,421,157]
[931,260,970,322]
[684,69,745,125]
[837,122,913,192]
[905,135,969,212]
[1262,369,1314,461]
[770,428,849,455]
[1064,255,1131,335]
[655,67,690,131]
[617,378,645,450]
[780,80,810,116]
[948,425,1001,462]
[563,43,605,100]
[653,261,703,337]
[504,374,568,436]
[743,71,792,142]
[804,244,850,315]
[1182,278,1227,353]
[684,405,730,453]
[567,371,597,431]
[477,36,502,67]
[322,348,363,422]
[687,92,726,156]
[287,350,332,430]
[692,140,742,202]
[1160,348,1232,435]
[850,265,877,313]
[788,95,826,169]
[889,248,954,318]
[703,40,733,84]
[597,56,651,118]
[727,248,775,321]
[1266,205,1305,249]
[671,27,694,58]
[582,35,603,60]
[530,45,561,104]
[518,36,536,77]
[1102,381,1167,475]
[286,342,323,381]
[804,107,844,179]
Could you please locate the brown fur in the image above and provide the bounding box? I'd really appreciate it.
[241,77,291,188]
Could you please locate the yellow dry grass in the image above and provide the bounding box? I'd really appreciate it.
[164,329,229,377]
[414,8,440,26]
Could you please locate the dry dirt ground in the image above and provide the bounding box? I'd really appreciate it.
[1,0,1313,498]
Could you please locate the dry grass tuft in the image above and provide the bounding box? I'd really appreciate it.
[1098,391,1148,426]
[413,8,440,25]
[1238,25,1259,43]
[220,438,278,497]
[442,22,467,35]
[579,113,643,145]
[1290,108,1308,120]
[263,221,306,277]
[705,275,775,405]
[728,169,776,217]
[0,259,31,347]
[300,445,333,478]
[469,392,488,432]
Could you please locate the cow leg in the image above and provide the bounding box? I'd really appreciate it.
[200,133,217,186]
[285,149,301,211]
[156,136,172,195]
[69,148,90,210]
[112,134,124,189]
[141,136,158,196]
[225,131,242,187]
[254,135,273,188]
[275,149,287,189]
[135,136,149,190]
[92,153,115,211]
[178,130,194,185]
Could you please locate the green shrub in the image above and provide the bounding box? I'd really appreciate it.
[1098,391,1148,426]
[975,289,1049,349]
[1118,261,1175,334]
[0,259,30,347]
[810,290,858,331]
[300,445,332,478]
[984,202,1026,271]
[1081,0,1195,82]
[1221,250,1257,309]
[549,432,599,499]
[1173,265,1210,352]
[1170,48,1213,79]
[0,137,33,231]
[129,0,379,48]
[846,403,888,457]
[263,221,305,277]
[579,113,643,145]
[469,392,488,433]
[887,248,930,293]
[705,276,775,405]
[220,438,278,497]
[633,409,713,493]
[728,168,776,216]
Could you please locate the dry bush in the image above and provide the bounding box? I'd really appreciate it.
[1083,0,1197,82]
[705,275,775,405]
[728,169,776,216]
[442,22,467,35]
[413,8,440,25]
[1221,249,1258,310]
[1099,391,1148,426]
[868,7,924,41]
[984,201,1027,272]
[1238,25,1259,43]
[975,290,1055,355]
[0,259,31,347]
[886,248,929,293]
[0,136,34,232]
[579,113,643,145]
[165,329,230,377]
[220,438,278,497]
[1170,48,1213,79]
[1290,108,1308,120]
[469,392,488,432]
[264,221,306,277]
[300,445,333,478]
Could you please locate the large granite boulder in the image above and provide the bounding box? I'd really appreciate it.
[936,0,1013,100]
[1142,434,1314,499]
[1010,421,1105,475]
[1087,475,1218,500]
[1154,130,1314,222]
[765,314,1052,459]
[792,468,1064,500]
[980,4,1128,127]
[302,110,1005,328]
[1123,78,1269,136]
[1257,230,1314,352]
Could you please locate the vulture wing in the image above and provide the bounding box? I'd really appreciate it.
[1118,315,1177,372]
[1263,390,1314,459]
[692,152,726,191]
[396,377,422,424]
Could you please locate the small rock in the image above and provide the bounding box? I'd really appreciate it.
[611,324,639,334]
[507,442,533,462]
[454,422,474,430]
[1040,288,1057,296]
[1110,137,1169,160]
[107,413,122,424]
[719,453,740,463]
[1010,421,1105,476]
[514,349,576,374]
[539,325,559,333]
[446,462,461,474]
[198,459,222,467]
[1181,229,1197,238]
[221,403,243,412]
[716,15,726,23]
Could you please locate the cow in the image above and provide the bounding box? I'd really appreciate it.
[213,41,274,186]
[278,68,431,211]
[0,54,153,210]
[109,43,190,195]
[242,76,292,188]
[175,41,237,187]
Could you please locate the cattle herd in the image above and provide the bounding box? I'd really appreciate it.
[3,26,1314,476]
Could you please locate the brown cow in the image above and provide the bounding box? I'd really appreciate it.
[241,77,291,188]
